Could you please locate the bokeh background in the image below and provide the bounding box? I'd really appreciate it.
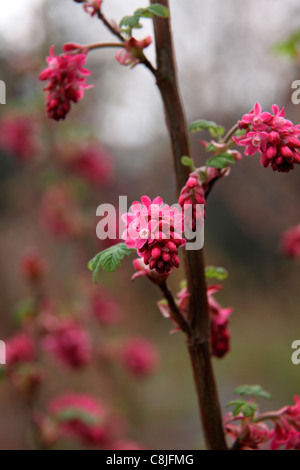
[0,0,300,450]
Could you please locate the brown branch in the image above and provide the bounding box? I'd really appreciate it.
[158,281,191,335]
[150,0,227,450]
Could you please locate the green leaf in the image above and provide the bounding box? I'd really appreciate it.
[274,30,300,58]
[145,4,170,17]
[189,119,225,137]
[227,399,257,418]
[181,156,195,171]
[206,152,235,169]
[88,243,133,282]
[13,299,36,325]
[57,408,97,426]
[119,15,141,29]
[234,384,272,400]
[205,266,228,281]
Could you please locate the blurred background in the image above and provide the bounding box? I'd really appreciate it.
[0,0,300,450]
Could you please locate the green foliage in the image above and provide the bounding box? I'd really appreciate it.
[181,156,195,171]
[205,266,229,281]
[227,399,258,418]
[189,119,225,138]
[205,152,235,169]
[234,384,272,400]
[88,243,133,283]
[57,408,97,426]
[119,4,169,35]
[13,299,36,325]
[274,30,300,58]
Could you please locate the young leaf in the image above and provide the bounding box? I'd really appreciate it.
[227,399,257,418]
[146,4,170,17]
[88,243,133,282]
[274,30,300,58]
[234,384,272,400]
[205,266,229,281]
[189,119,225,137]
[119,15,141,29]
[206,152,235,169]
[57,408,97,426]
[181,156,195,171]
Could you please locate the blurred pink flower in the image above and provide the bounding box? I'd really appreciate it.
[107,439,144,450]
[40,187,82,239]
[40,45,92,121]
[48,393,109,445]
[20,250,47,283]
[207,285,233,358]
[279,224,300,259]
[119,337,159,377]
[0,114,39,162]
[42,319,92,369]
[64,143,113,185]
[269,396,300,450]
[90,292,121,326]
[6,332,35,365]
[234,103,300,172]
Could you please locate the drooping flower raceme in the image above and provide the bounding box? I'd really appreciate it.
[178,172,206,232]
[119,337,159,377]
[39,45,92,121]
[224,412,270,450]
[269,396,300,450]
[6,332,36,366]
[122,196,186,274]
[157,284,232,357]
[234,103,300,172]
[116,37,152,67]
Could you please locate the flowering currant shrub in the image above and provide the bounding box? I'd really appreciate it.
[1,0,300,451]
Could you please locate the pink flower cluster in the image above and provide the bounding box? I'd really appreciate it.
[122,196,185,274]
[280,224,300,259]
[158,284,232,357]
[0,114,39,163]
[116,37,152,67]
[234,103,300,172]
[42,319,92,369]
[20,250,47,283]
[269,396,300,450]
[225,413,270,450]
[6,332,36,366]
[119,337,159,377]
[178,172,206,232]
[64,143,113,186]
[48,393,109,445]
[40,45,92,121]
[90,292,121,326]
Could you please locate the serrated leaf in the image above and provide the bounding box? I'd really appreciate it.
[146,4,170,17]
[181,156,195,171]
[189,119,225,137]
[206,152,235,169]
[227,399,257,418]
[88,243,133,282]
[234,384,272,400]
[205,266,228,281]
[119,15,141,29]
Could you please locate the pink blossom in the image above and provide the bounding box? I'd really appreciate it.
[82,0,103,16]
[122,196,186,274]
[234,103,300,172]
[90,292,121,326]
[63,143,113,185]
[119,337,159,377]
[20,250,47,283]
[178,172,206,232]
[6,332,35,365]
[279,224,300,259]
[0,114,39,162]
[48,393,109,445]
[269,396,300,450]
[116,37,152,67]
[39,45,92,121]
[42,319,92,369]
[40,187,82,239]
[224,412,270,450]
[131,257,169,284]
[207,285,233,358]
